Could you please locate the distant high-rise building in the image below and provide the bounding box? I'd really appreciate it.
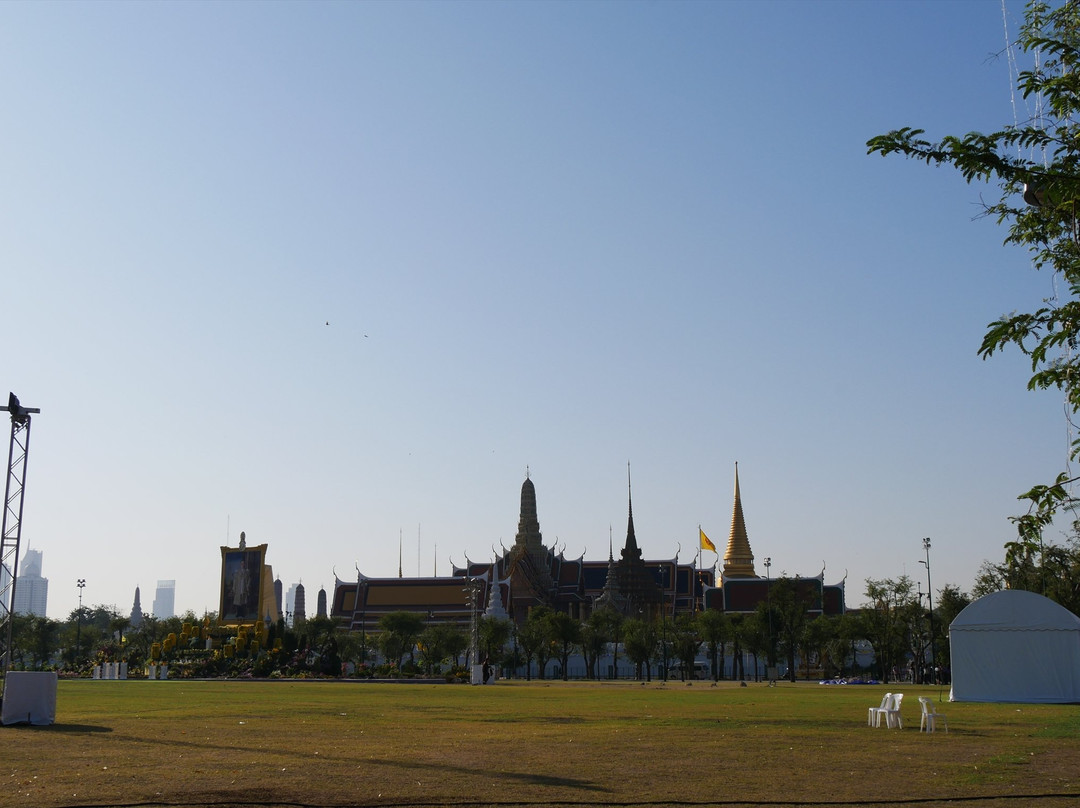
[293,582,306,624]
[285,583,298,625]
[130,586,144,627]
[152,580,175,618]
[13,549,47,617]
[21,549,42,577]
[274,578,283,622]
[317,586,327,619]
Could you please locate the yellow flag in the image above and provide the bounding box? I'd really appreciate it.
[699,528,716,553]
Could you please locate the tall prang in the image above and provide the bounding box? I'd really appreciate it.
[722,462,757,578]
[294,582,307,623]
[514,472,544,556]
[130,586,144,627]
[508,471,555,593]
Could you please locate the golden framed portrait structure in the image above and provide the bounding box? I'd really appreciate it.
[220,544,266,625]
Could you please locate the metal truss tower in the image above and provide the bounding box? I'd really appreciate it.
[0,393,40,673]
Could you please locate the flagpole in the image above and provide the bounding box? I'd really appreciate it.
[694,526,700,614]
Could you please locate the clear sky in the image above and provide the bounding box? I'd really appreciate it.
[2,0,1065,621]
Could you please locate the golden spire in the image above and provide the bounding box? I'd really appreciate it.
[723,462,756,578]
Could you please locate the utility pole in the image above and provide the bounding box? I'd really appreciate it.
[920,537,936,685]
[75,579,86,664]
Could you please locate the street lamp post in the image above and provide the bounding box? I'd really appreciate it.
[920,538,936,685]
[355,565,368,669]
[75,579,86,665]
[916,581,925,684]
[464,577,482,684]
[658,566,669,682]
[360,585,368,669]
[764,557,773,682]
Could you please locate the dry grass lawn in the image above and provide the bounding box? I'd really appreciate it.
[2,678,1079,808]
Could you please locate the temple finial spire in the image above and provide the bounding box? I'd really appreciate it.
[624,461,640,554]
[723,462,756,578]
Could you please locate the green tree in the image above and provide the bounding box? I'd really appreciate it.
[478,616,512,668]
[376,611,425,669]
[934,584,971,635]
[727,613,747,681]
[295,616,344,676]
[334,629,366,673]
[753,599,779,671]
[124,615,161,669]
[547,611,580,681]
[740,612,768,682]
[622,617,657,681]
[868,0,1080,548]
[975,535,1080,616]
[833,612,864,677]
[590,606,625,679]
[799,616,835,680]
[769,577,812,682]
[578,611,611,680]
[518,606,553,680]
[417,624,465,676]
[671,614,702,680]
[814,615,850,679]
[862,577,919,683]
[933,583,971,674]
[11,614,60,669]
[109,615,131,646]
[695,608,730,681]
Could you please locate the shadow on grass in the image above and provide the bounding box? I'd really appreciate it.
[6,723,114,733]
[364,755,613,793]
[102,730,611,794]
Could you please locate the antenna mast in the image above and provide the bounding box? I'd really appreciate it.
[0,393,41,672]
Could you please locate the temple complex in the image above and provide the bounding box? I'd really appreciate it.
[331,465,846,633]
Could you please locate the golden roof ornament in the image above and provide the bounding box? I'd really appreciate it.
[723,462,757,578]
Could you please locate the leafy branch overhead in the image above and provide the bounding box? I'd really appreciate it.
[868,1,1080,544]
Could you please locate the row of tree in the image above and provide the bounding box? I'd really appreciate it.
[10,572,959,682]
[368,575,968,683]
[7,607,356,678]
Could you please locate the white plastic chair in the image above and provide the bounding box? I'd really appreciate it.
[868,692,892,727]
[883,693,904,728]
[919,696,948,733]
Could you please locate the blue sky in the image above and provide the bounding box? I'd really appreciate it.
[2,0,1065,620]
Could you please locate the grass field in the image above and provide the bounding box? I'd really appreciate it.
[3,678,1079,808]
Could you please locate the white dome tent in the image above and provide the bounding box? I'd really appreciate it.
[949,589,1080,704]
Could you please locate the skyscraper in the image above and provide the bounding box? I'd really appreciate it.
[285,583,298,625]
[152,580,175,618]
[13,549,48,617]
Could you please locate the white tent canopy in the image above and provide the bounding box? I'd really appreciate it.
[950,589,1080,704]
